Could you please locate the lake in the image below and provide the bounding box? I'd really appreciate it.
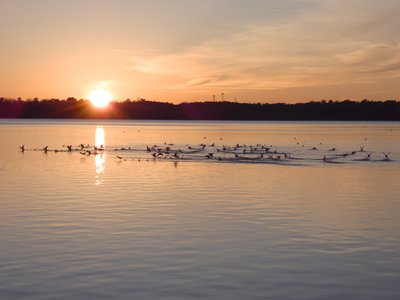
[1,120,400,299]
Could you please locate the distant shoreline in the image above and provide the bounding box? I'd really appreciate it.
[1,98,399,121]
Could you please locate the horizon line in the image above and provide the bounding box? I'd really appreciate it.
[1,97,399,105]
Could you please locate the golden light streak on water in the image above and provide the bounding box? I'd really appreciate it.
[95,126,106,185]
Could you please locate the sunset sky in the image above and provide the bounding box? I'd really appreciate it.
[1,0,399,103]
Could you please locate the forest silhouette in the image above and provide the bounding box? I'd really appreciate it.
[1,97,399,120]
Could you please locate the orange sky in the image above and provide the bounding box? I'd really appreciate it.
[0,0,399,103]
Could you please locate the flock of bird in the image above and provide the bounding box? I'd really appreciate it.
[19,143,104,155]
[19,140,394,165]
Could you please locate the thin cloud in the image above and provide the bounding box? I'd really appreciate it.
[122,0,400,92]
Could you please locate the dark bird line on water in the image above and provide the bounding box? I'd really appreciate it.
[18,141,397,166]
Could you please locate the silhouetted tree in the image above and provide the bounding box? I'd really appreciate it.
[0,98,399,120]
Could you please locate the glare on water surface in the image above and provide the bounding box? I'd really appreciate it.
[95,126,106,185]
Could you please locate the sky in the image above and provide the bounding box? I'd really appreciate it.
[0,0,399,103]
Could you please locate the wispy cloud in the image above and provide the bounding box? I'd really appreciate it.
[336,43,400,74]
[120,1,400,95]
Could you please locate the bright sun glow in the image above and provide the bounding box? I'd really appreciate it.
[89,89,112,108]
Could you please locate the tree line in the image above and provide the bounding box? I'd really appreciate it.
[1,97,399,120]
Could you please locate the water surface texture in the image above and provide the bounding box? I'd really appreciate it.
[1,120,400,299]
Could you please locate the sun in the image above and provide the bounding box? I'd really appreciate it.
[88,89,112,108]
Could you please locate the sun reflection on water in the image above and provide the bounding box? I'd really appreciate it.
[95,126,106,185]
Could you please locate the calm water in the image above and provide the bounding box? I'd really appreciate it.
[1,120,400,299]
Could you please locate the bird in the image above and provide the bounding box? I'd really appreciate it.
[365,153,372,160]
[383,152,391,161]
[80,150,91,155]
[19,145,25,152]
[116,156,122,159]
